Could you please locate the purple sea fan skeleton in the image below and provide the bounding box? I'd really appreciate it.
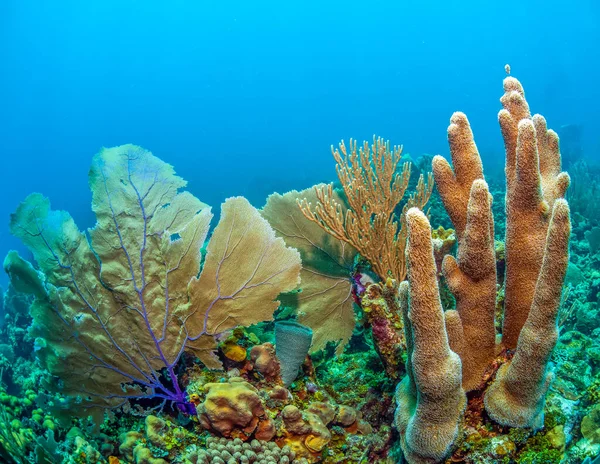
[5,145,301,424]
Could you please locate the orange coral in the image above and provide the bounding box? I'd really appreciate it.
[498,77,570,348]
[396,75,572,464]
[250,343,281,379]
[297,137,433,282]
[222,342,247,362]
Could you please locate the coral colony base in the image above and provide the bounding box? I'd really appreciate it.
[1,75,599,464]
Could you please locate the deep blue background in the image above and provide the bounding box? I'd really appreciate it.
[1,0,599,286]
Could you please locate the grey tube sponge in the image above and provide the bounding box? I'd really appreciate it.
[275,321,313,387]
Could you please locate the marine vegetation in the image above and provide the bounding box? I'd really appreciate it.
[1,73,599,464]
[5,145,301,423]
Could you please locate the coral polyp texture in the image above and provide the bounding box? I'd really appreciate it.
[395,76,571,463]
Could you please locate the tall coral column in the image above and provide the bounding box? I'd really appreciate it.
[394,208,466,464]
[484,198,570,428]
[484,78,571,428]
[395,74,572,462]
[432,113,497,392]
[499,77,570,348]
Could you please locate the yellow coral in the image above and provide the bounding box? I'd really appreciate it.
[197,379,265,437]
[222,342,247,362]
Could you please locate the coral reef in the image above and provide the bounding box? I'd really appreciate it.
[297,137,433,283]
[396,75,571,462]
[2,72,600,464]
[5,145,301,422]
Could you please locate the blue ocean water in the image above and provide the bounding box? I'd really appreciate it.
[0,0,598,289]
[2,3,600,463]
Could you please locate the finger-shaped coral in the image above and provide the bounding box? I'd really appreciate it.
[533,115,569,204]
[485,199,571,429]
[432,112,484,240]
[501,79,571,347]
[441,179,497,391]
[394,208,466,464]
[499,76,531,177]
[431,111,497,392]
[395,74,572,462]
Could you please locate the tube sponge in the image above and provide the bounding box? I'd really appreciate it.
[275,321,313,387]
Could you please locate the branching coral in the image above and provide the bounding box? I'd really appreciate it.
[6,145,301,422]
[287,138,431,364]
[395,76,571,463]
[297,137,433,282]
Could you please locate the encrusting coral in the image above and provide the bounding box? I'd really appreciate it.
[5,145,301,423]
[395,75,571,463]
[197,379,267,439]
[359,277,406,380]
[178,331,379,463]
[250,343,281,380]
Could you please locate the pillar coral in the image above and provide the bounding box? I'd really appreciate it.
[395,76,571,463]
[498,77,570,348]
[432,112,498,392]
[394,210,466,464]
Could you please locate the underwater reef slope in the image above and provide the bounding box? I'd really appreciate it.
[2,74,600,464]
